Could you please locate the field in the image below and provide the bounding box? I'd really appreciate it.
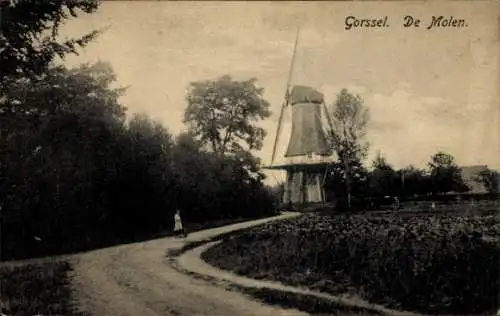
[203,206,500,315]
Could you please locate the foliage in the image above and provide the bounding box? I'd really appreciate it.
[0,0,100,87]
[1,62,126,135]
[325,89,369,161]
[428,151,469,194]
[349,150,474,202]
[325,89,369,209]
[184,75,271,156]
[1,62,130,258]
[204,212,500,315]
[367,153,398,198]
[172,132,276,223]
[324,160,368,208]
[397,165,430,198]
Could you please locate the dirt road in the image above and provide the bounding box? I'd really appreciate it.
[71,213,306,316]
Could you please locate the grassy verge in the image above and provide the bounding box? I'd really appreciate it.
[184,214,280,233]
[167,223,265,258]
[168,246,382,315]
[202,212,500,315]
[238,287,383,315]
[0,259,84,316]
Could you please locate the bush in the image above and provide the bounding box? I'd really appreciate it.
[203,213,500,315]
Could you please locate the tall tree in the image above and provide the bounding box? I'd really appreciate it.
[326,88,370,209]
[1,0,103,151]
[428,151,468,194]
[184,75,271,156]
[0,62,128,259]
[117,113,176,235]
[0,0,100,87]
[0,62,126,148]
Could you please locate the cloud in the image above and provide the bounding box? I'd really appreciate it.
[364,90,499,169]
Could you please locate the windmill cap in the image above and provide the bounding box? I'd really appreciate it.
[289,85,324,105]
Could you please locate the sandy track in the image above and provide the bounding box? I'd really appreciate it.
[71,213,306,316]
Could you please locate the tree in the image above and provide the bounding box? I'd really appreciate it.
[184,75,271,156]
[324,160,368,209]
[2,62,125,115]
[368,153,398,198]
[428,151,469,195]
[0,0,100,87]
[1,0,105,173]
[398,165,429,198]
[171,132,275,223]
[325,88,370,210]
[116,114,177,236]
[0,62,126,168]
[475,168,499,194]
[1,62,129,259]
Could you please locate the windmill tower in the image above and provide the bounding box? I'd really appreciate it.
[263,28,334,206]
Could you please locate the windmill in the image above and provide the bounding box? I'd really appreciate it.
[263,27,335,206]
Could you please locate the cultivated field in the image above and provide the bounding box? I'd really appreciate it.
[203,203,500,315]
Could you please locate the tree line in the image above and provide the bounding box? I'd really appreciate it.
[322,89,499,210]
[0,1,276,260]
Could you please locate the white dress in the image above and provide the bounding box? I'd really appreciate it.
[174,213,183,231]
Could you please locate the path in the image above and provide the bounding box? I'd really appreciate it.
[71,212,305,316]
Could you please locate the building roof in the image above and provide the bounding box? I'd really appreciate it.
[288,85,324,105]
[460,165,489,194]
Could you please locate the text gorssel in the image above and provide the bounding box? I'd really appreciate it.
[344,16,389,30]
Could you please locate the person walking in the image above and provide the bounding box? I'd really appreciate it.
[174,209,187,238]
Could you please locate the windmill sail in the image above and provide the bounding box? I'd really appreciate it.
[270,27,300,165]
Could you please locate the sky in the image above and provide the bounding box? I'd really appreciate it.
[61,1,500,184]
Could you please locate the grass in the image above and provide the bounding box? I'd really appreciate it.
[238,287,384,315]
[0,259,84,316]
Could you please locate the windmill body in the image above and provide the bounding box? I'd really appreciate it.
[266,85,333,205]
